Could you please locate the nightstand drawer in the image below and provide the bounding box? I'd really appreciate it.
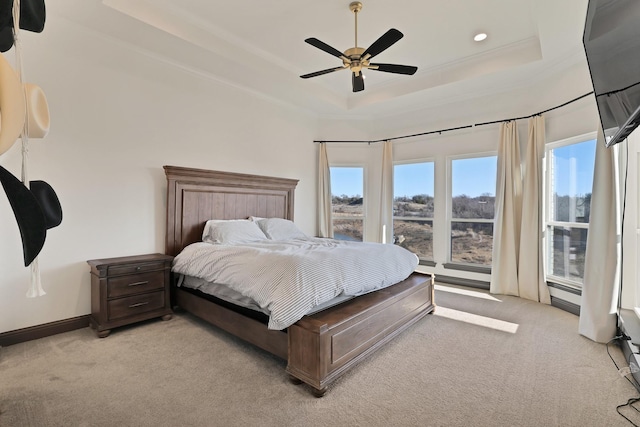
[108,291,165,321]
[108,261,166,276]
[107,271,164,298]
[88,253,173,337]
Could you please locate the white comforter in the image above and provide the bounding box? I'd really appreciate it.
[172,237,418,330]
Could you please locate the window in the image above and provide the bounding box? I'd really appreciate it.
[330,166,364,241]
[393,161,434,261]
[449,155,497,266]
[545,135,596,287]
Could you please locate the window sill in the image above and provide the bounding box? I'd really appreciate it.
[442,263,491,274]
[418,259,436,268]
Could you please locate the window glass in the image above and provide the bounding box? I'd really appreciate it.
[549,142,595,224]
[450,222,494,264]
[330,167,364,241]
[451,156,497,219]
[450,156,497,266]
[548,226,588,281]
[394,162,434,260]
[546,138,596,286]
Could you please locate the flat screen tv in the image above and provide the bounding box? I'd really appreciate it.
[583,0,640,147]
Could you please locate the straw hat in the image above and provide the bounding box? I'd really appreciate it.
[0,57,50,156]
[0,52,25,156]
[24,82,49,138]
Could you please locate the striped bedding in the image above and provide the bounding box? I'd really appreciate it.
[171,237,419,330]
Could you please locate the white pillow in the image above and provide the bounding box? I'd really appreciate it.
[254,218,307,240]
[202,219,268,245]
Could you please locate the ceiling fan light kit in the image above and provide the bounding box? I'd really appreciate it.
[301,1,418,92]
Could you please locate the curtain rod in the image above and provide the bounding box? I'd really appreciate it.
[313,91,594,144]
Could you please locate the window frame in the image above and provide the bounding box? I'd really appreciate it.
[543,131,597,289]
[329,164,367,241]
[393,158,436,263]
[446,151,497,267]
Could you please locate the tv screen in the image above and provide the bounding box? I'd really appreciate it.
[583,0,640,147]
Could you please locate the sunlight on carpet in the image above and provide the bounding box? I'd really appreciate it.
[435,284,502,301]
[434,305,519,333]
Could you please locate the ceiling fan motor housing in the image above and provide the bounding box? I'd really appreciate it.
[343,47,367,75]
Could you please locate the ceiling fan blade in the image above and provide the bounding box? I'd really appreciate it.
[352,72,364,92]
[304,38,346,60]
[300,66,345,79]
[361,28,403,60]
[369,63,418,75]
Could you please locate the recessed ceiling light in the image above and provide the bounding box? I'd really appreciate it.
[474,33,487,42]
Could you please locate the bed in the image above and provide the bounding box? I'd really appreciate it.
[164,165,435,396]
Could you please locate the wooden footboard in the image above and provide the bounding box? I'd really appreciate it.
[286,272,435,396]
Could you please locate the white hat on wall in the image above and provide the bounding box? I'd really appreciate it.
[0,53,26,156]
[24,82,50,139]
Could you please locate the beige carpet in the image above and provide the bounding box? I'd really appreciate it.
[0,283,638,427]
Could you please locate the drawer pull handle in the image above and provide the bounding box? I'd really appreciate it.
[128,281,148,287]
[129,302,149,308]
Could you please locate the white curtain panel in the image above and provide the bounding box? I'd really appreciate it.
[379,141,394,244]
[518,116,551,303]
[317,143,334,238]
[490,121,523,296]
[579,128,620,343]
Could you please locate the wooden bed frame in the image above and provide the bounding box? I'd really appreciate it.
[164,165,435,396]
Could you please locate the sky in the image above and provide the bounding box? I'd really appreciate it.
[552,139,596,196]
[331,158,496,198]
[450,157,497,197]
[330,139,596,198]
[394,162,434,198]
[331,167,364,197]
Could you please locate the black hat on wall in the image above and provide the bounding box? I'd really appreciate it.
[0,0,46,52]
[30,179,62,229]
[0,165,62,266]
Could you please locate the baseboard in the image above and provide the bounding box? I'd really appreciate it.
[0,315,90,347]
[434,275,489,290]
[550,296,580,316]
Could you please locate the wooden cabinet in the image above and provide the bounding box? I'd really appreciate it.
[87,253,173,338]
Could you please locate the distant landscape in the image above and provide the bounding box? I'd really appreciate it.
[333,192,591,271]
[333,194,496,265]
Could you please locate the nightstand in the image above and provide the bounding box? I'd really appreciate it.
[87,253,174,338]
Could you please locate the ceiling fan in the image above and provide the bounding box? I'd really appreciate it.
[300,1,418,93]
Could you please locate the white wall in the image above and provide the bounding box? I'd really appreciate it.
[0,16,318,333]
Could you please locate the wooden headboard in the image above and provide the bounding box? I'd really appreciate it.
[164,166,299,256]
